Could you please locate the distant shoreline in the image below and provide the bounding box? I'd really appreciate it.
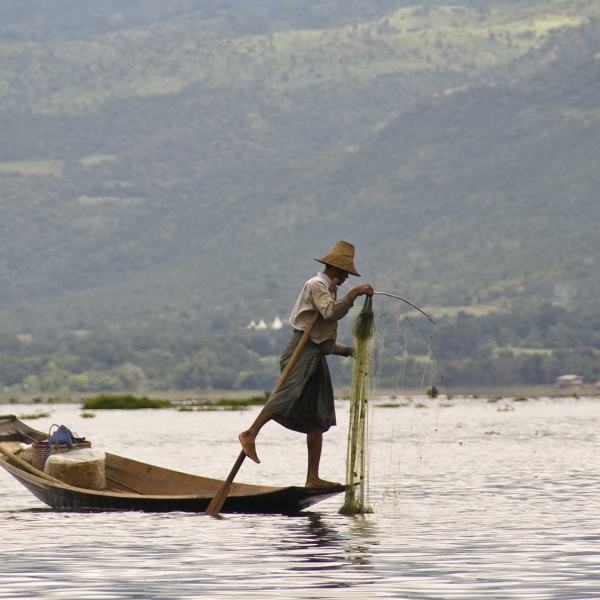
[1,385,598,406]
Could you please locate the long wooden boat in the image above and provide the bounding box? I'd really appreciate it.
[0,415,346,515]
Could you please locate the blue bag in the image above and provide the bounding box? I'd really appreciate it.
[49,424,85,447]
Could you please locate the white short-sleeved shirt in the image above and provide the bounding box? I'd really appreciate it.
[289,272,354,352]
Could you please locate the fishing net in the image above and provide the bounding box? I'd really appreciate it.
[340,294,439,515]
[340,295,375,515]
[369,299,440,508]
[371,308,439,394]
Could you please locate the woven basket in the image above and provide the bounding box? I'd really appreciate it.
[31,441,92,471]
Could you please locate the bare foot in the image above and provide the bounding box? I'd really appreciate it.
[305,478,341,488]
[238,432,260,464]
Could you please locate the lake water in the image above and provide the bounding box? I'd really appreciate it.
[1,396,599,599]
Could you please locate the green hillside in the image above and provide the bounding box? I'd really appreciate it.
[0,1,599,391]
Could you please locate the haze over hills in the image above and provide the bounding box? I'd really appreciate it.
[1,0,599,342]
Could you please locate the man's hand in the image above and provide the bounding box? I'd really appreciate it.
[350,283,374,302]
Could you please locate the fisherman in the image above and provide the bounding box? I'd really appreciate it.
[239,241,374,488]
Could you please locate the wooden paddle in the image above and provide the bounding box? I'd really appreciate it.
[205,277,339,517]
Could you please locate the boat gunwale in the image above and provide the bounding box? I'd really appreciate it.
[0,456,311,499]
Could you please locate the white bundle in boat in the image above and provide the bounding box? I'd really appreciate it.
[44,448,106,490]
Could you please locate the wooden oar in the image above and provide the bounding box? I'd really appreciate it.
[0,442,65,484]
[205,278,338,517]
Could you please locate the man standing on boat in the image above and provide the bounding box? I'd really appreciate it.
[239,241,373,488]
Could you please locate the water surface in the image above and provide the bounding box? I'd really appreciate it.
[1,397,599,598]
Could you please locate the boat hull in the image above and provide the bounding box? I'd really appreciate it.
[1,460,343,514]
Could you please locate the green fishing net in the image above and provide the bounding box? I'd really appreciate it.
[340,295,374,515]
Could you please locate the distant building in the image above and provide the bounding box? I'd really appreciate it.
[555,374,583,390]
[247,316,285,330]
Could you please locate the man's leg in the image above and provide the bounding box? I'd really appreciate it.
[239,408,274,463]
[305,426,340,487]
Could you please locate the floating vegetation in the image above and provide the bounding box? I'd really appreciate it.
[79,394,266,411]
[177,405,246,412]
[513,396,528,402]
[485,430,501,435]
[81,395,173,410]
[80,412,96,418]
[340,296,374,516]
[17,411,50,420]
[176,396,266,411]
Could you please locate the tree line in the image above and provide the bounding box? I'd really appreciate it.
[1,301,598,395]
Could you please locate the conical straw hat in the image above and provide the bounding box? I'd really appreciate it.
[315,240,360,276]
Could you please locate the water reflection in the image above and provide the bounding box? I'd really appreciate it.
[304,512,344,546]
[272,512,380,591]
[345,515,378,567]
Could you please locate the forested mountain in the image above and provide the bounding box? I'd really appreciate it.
[0,1,598,392]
